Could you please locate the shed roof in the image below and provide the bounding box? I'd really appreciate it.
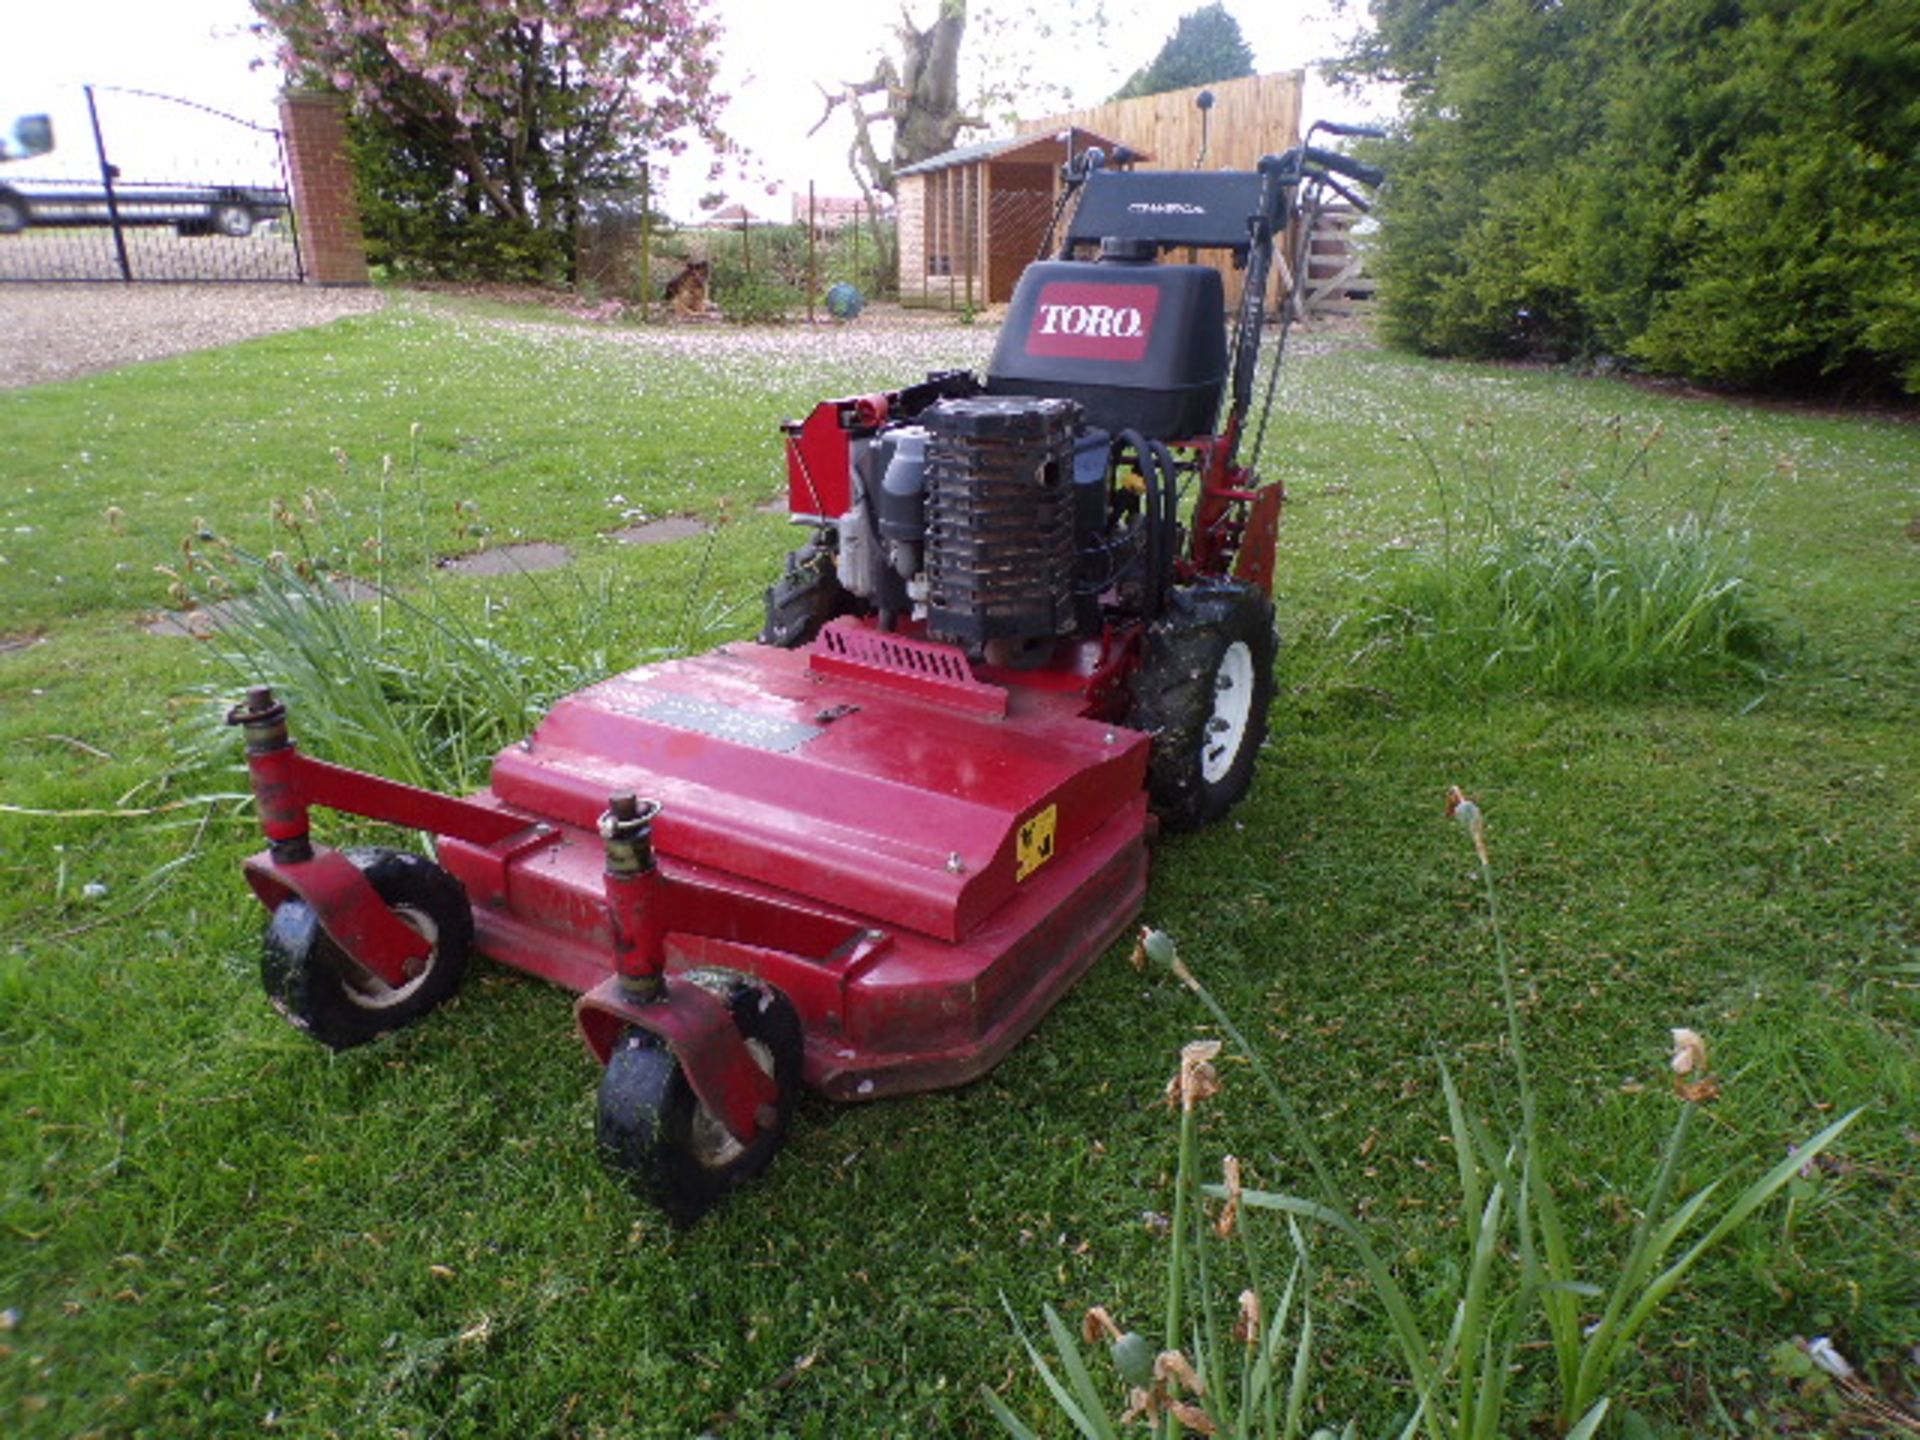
[894,126,1147,178]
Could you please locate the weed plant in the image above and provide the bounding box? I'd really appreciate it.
[1359,420,1772,697]
[986,1021,1333,1440]
[992,793,1862,1439]
[171,471,623,795]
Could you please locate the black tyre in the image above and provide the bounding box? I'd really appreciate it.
[211,200,256,238]
[597,970,803,1225]
[261,847,473,1050]
[0,190,28,235]
[1126,581,1278,832]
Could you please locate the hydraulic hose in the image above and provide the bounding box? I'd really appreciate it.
[1118,429,1176,622]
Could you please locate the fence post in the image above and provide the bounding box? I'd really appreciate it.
[639,161,652,321]
[964,164,975,315]
[964,219,974,316]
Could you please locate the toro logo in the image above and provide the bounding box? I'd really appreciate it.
[1024,281,1159,363]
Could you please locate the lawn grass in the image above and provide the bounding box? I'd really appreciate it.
[2,298,1916,1438]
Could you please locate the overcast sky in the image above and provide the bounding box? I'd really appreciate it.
[0,0,1388,214]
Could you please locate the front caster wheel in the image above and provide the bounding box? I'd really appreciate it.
[596,971,803,1225]
[261,847,473,1050]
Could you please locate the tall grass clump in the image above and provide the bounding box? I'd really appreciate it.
[992,792,1859,1439]
[1360,421,1773,697]
[167,473,618,795]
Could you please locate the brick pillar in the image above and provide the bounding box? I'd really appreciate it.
[279,90,369,286]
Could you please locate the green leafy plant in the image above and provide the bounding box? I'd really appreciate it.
[996,792,1859,1438]
[983,1020,1334,1440]
[172,470,616,795]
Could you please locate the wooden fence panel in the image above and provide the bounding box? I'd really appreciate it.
[1027,70,1303,180]
[1027,71,1303,310]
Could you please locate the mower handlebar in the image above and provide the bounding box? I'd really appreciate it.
[1301,145,1385,189]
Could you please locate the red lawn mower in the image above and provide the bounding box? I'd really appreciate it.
[227,130,1381,1222]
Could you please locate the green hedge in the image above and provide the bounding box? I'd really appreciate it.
[1371,0,1920,395]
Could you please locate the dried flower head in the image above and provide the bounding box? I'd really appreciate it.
[1154,1349,1205,1395]
[1669,1028,1706,1076]
[1446,785,1490,866]
[1215,1155,1243,1239]
[1669,1027,1720,1102]
[1082,1305,1122,1346]
[1233,1288,1261,1346]
[1131,927,1177,972]
[1166,1040,1223,1111]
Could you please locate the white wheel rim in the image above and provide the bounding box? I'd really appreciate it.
[339,905,438,1010]
[1202,640,1256,785]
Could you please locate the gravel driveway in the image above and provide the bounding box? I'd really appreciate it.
[0,283,385,389]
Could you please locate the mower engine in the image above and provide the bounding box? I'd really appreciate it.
[834,395,1088,662]
[769,248,1234,667]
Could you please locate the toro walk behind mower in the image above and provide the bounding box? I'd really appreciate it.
[227,130,1382,1222]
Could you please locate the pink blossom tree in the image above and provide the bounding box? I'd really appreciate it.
[254,1,726,271]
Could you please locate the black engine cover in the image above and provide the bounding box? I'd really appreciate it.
[985,260,1227,441]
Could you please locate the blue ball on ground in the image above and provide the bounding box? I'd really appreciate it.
[825,282,864,321]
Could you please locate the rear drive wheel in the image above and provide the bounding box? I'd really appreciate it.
[760,529,859,647]
[1127,581,1278,832]
[261,847,473,1050]
[596,970,802,1225]
[0,190,28,235]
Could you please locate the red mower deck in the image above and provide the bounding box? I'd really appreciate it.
[436,628,1152,1098]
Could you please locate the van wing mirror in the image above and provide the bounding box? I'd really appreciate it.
[2,115,54,161]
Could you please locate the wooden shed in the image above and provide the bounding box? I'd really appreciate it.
[895,126,1143,309]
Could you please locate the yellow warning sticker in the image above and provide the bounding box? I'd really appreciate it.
[1016,804,1059,882]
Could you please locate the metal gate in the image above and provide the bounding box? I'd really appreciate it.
[0,86,302,283]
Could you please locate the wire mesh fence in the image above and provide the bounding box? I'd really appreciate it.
[574,181,898,322]
[0,86,300,284]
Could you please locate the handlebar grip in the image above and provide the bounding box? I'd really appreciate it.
[1303,145,1385,188]
[1315,121,1386,140]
